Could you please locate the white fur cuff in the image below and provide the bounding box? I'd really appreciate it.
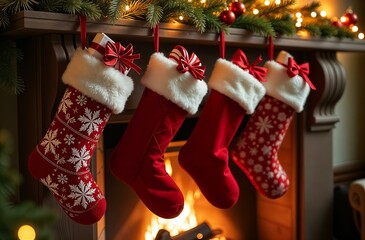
[141,52,208,115]
[62,48,134,114]
[208,58,266,114]
[263,51,310,112]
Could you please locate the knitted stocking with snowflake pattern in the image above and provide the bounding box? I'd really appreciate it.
[230,51,315,199]
[28,33,136,224]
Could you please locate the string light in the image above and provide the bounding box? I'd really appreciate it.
[297,17,303,23]
[295,12,302,18]
[320,10,327,17]
[179,15,184,21]
[264,0,270,6]
[275,0,281,5]
[311,11,317,18]
[358,33,364,40]
[200,0,206,3]
[340,16,347,23]
[295,22,301,28]
[253,9,259,15]
[18,225,36,240]
[125,5,130,11]
[352,25,359,32]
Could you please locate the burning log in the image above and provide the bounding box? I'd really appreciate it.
[155,222,222,240]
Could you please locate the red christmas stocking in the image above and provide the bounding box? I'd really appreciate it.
[110,46,207,218]
[179,49,266,208]
[231,51,315,198]
[28,33,136,224]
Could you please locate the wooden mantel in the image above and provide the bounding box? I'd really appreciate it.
[4,10,365,240]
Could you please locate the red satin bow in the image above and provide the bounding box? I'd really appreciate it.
[231,49,267,82]
[286,58,316,90]
[176,49,206,80]
[104,41,141,74]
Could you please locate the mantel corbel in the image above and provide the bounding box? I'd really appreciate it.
[307,50,346,132]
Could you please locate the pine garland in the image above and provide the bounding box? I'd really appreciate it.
[0,0,361,93]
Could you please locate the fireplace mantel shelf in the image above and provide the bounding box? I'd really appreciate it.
[4,10,365,52]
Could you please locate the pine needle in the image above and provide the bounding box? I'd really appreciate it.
[146,3,162,28]
[232,14,275,37]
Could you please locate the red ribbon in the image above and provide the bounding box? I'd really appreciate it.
[231,49,267,82]
[104,41,141,74]
[286,58,316,90]
[176,48,206,80]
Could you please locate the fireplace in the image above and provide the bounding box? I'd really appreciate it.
[8,11,357,240]
[102,117,261,240]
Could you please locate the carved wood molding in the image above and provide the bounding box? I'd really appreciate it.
[307,51,346,132]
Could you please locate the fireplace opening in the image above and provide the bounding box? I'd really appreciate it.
[102,117,258,240]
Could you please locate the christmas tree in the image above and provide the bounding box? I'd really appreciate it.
[0,129,56,240]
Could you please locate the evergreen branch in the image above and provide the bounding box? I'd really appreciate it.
[336,27,355,39]
[36,0,64,12]
[146,3,162,28]
[232,14,275,37]
[205,13,227,33]
[297,1,321,14]
[270,16,296,36]
[302,23,321,37]
[61,0,83,15]
[0,10,10,28]
[79,1,101,20]
[0,0,39,13]
[258,0,296,17]
[318,24,337,38]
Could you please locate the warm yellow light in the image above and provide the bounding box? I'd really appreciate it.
[297,17,303,23]
[125,5,130,11]
[253,9,259,15]
[264,0,270,6]
[352,25,359,32]
[295,12,302,18]
[320,10,327,17]
[340,16,347,23]
[358,33,364,40]
[18,225,36,240]
[275,0,281,5]
[179,15,184,21]
[295,22,301,28]
[200,0,206,3]
[311,11,317,18]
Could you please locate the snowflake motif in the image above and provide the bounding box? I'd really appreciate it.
[278,123,284,129]
[76,94,87,106]
[68,146,90,172]
[64,134,75,145]
[61,148,67,154]
[258,137,265,143]
[68,180,96,209]
[97,193,103,199]
[236,138,246,149]
[40,175,59,196]
[65,113,76,124]
[264,103,272,110]
[258,156,264,162]
[256,176,262,182]
[61,187,66,192]
[55,154,66,165]
[78,108,103,136]
[84,175,89,180]
[40,129,61,155]
[58,90,73,114]
[73,108,78,114]
[248,132,256,141]
[254,164,263,173]
[249,148,258,156]
[239,151,246,158]
[269,134,276,141]
[58,174,68,184]
[60,195,67,201]
[255,116,273,134]
[267,171,274,179]
[247,158,254,166]
[104,113,111,121]
[277,112,287,122]
[261,183,269,190]
[273,106,279,112]
[261,145,272,155]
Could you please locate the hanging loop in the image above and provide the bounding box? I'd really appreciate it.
[268,35,274,61]
[219,31,225,59]
[153,24,160,53]
[79,15,87,49]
